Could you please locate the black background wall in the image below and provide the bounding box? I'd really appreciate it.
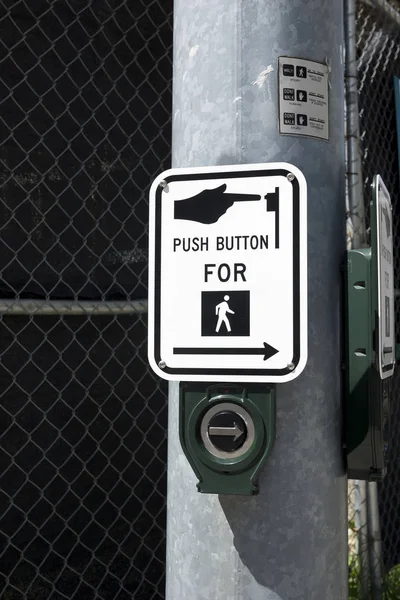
[0,1,172,598]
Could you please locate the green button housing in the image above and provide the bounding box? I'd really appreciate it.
[179,382,276,495]
[346,247,391,480]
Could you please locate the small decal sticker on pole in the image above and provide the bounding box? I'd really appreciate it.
[278,57,329,141]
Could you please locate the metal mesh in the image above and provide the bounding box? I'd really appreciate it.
[0,1,172,598]
[356,0,400,575]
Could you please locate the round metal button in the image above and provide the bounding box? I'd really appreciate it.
[200,402,255,460]
[207,411,247,452]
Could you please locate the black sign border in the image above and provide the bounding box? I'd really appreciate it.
[152,168,302,378]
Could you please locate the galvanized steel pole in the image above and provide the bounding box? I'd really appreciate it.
[166,1,348,598]
[367,482,384,599]
[345,0,367,248]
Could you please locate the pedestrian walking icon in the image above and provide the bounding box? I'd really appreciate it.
[201,291,250,337]
[215,295,235,333]
[296,66,307,78]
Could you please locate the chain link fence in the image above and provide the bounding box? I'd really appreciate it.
[348,0,400,596]
[7,1,400,599]
[357,0,400,574]
[0,1,172,598]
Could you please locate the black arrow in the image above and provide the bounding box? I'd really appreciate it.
[173,342,278,361]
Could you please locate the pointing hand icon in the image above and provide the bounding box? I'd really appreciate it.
[174,184,261,224]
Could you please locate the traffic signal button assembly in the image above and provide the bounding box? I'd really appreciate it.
[345,175,394,481]
[179,384,276,495]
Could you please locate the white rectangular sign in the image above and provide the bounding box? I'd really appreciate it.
[278,56,329,141]
[148,163,307,382]
[375,175,395,379]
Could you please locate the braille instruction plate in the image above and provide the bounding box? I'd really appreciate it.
[278,56,329,141]
[373,175,395,379]
[148,163,307,383]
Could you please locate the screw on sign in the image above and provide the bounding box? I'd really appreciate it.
[148,163,308,383]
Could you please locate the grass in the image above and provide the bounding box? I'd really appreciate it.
[349,557,400,599]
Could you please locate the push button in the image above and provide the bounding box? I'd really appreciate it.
[207,411,247,452]
[200,402,255,459]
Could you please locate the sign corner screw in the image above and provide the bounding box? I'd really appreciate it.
[159,180,169,191]
[287,173,295,182]
[287,362,295,371]
[158,360,166,369]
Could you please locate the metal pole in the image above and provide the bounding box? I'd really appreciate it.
[0,299,148,315]
[166,1,348,598]
[356,480,371,599]
[367,482,383,599]
[344,1,371,595]
[345,0,367,248]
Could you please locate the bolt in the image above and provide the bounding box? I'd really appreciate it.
[287,362,295,371]
[287,173,295,182]
[159,180,168,191]
[158,360,166,369]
